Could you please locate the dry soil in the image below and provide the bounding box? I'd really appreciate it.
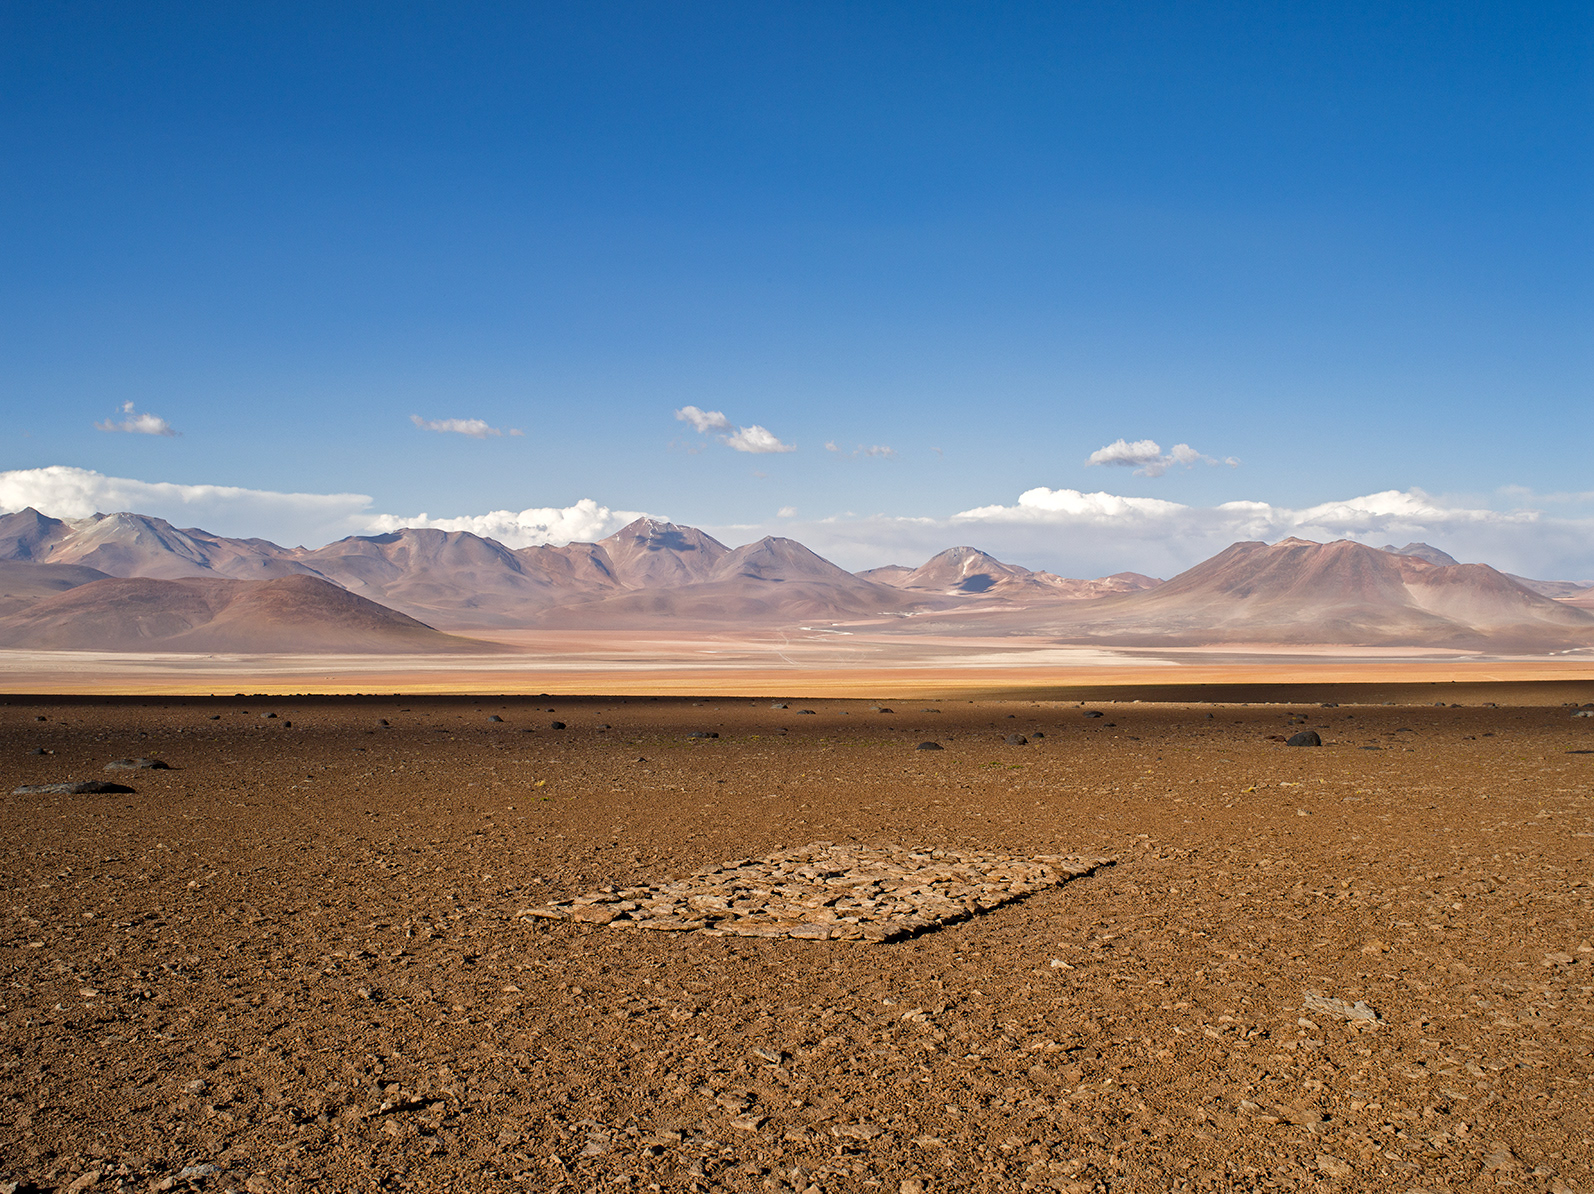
[2,692,1592,1193]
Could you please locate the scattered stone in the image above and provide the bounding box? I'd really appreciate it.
[688,731,719,739]
[831,1123,884,1140]
[596,723,611,730]
[914,742,943,751]
[1286,730,1322,747]
[872,706,894,713]
[797,710,816,715]
[770,702,787,709]
[1573,710,1593,718]
[104,757,169,770]
[1083,711,1104,718]
[1481,1145,1519,1173]
[261,713,277,719]
[1314,1154,1351,1179]
[1004,734,1027,746]
[1303,989,1380,1024]
[377,719,389,726]
[64,1170,101,1193]
[528,842,1112,943]
[488,715,503,722]
[13,781,136,795]
[175,1163,221,1181]
[27,747,47,754]
[550,721,566,730]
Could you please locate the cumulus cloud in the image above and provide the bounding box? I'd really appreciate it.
[675,407,794,454]
[411,415,521,438]
[1086,438,1237,477]
[95,402,177,436]
[674,406,734,434]
[364,499,644,548]
[0,465,372,546]
[724,425,796,454]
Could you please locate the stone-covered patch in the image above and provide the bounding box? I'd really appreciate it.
[522,842,1112,941]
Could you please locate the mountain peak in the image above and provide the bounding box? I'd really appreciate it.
[1381,541,1460,567]
[598,518,730,588]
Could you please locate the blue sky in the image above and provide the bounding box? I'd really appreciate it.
[2,2,1591,576]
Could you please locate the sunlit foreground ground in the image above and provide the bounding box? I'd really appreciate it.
[3,627,1594,698]
[3,693,1591,1192]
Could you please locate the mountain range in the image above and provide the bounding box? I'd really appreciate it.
[0,507,1590,653]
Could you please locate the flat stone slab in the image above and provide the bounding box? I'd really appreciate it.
[523,842,1113,942]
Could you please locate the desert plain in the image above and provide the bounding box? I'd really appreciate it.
[3,681,1592,1194]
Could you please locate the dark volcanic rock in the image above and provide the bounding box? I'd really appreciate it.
[14,780,137,795]
[1286,730,1323,747]
[915,742,944,750]
[550,721,566,730]
[104,757,170,770]
[1004,734,1028,746]
[1083,710,1104,718]
[689,731,719,739]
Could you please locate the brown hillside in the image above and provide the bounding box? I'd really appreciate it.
[0,574,493,653]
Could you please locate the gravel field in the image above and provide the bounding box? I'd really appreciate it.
[2,693,1591,1193]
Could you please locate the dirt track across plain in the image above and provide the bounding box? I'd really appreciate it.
[3,692,1592,1192]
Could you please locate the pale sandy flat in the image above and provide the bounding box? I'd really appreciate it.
[2,627,1593,697]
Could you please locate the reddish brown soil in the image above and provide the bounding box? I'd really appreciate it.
[2,693,1591,1193]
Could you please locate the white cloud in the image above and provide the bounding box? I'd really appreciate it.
[674,406,733,434]
[411,415,518,439]
[777,506,797,518]
[675,407,794,454]
[365,499,644,548]
[94,402,177,437]
[1086,438,1237,477]
[0,465,372,546]
[723,424,796,454]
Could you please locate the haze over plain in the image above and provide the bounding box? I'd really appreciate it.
[1,3,1590,582]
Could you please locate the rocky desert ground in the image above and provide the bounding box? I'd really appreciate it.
[3,691,1592,1193]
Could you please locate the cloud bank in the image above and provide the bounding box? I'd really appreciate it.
[0,466,640,551]
[758,486,1593,580]
[1087,438,1236,476]
[364,500,644,548]
[4,466,1589,581]
[94,402,177,437]
[675,406,795,454]
[411,415,522,438]
[0,466,372,547]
